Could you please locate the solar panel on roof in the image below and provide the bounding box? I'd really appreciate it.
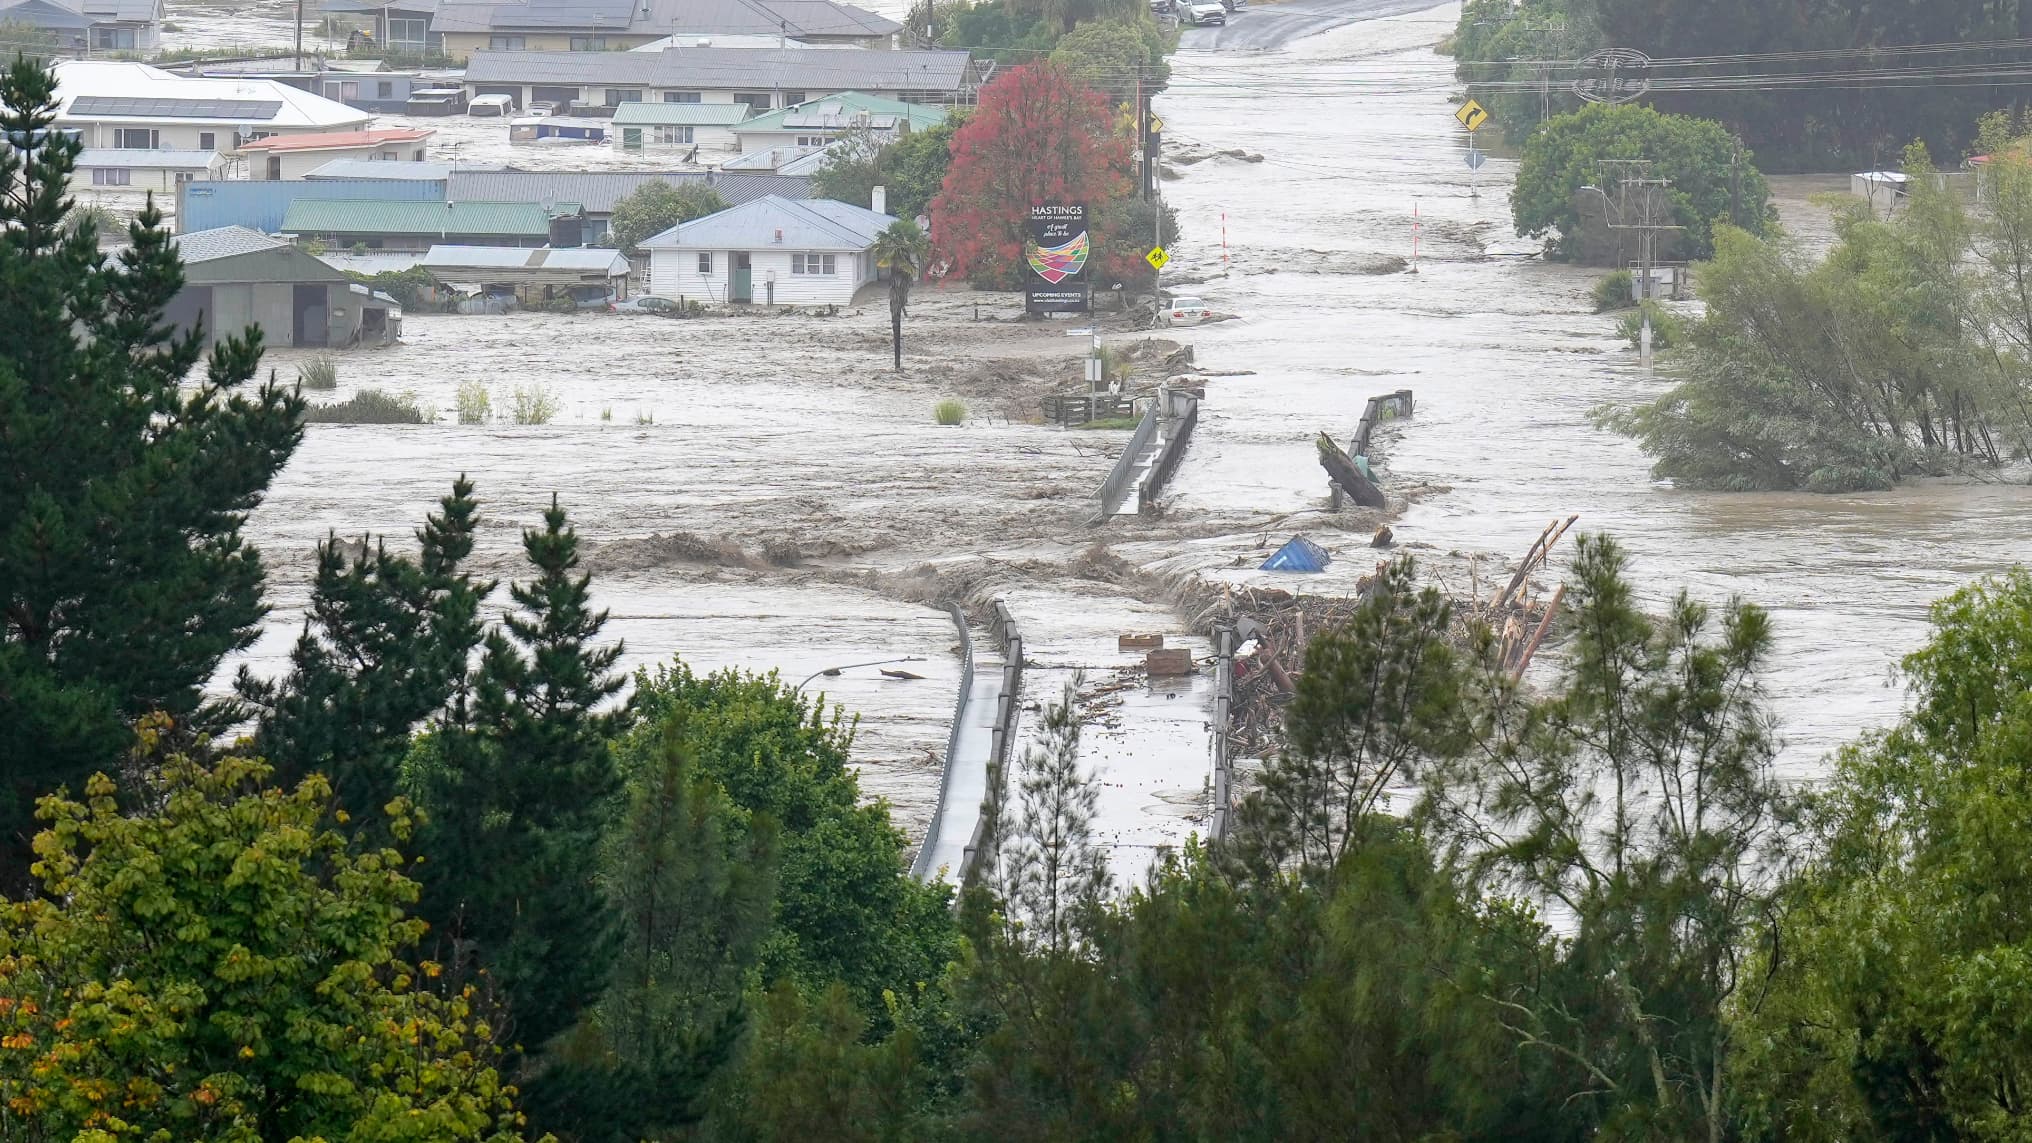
[69,96,284,121]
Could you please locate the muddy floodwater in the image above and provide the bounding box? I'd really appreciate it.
[1154,1,2029,772]
[186,0,2028,865]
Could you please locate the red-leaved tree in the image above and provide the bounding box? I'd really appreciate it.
[931,61,1134,289]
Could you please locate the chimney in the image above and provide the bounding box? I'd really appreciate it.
[871,184,886,215]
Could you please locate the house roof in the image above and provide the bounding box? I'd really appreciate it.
[306,158,456,180]
[54,61,371,130]
[81,0,160,22]
[280,198,551,237]
[0,0,91,28]
[731,90,945,134]
[445,168,811,214]
[422,244,630,274]
[461,46,972,94]
[433,0,895,38]
[610,101,752,127]
[717,142,836,176]
[236,127,434,153]
[74,147,220,168]
[640,194,891,250]
[173,225,283,262]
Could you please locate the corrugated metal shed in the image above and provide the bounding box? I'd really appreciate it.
[445,169,810,214]
[421,245,631,286]
[641,193,891,250]
[281,198,550,238]
[610,102,752,127]
[173,225,282,263]
[462,47,972,94]
[177,177,443,234]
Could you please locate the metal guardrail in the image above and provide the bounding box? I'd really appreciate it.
[959,601,1024,890]
[911,603,976,881]
[1210,626,1235,841]
[1138,390,1200,512]
[1332,388,1416,511]
[1095,402,1160,517]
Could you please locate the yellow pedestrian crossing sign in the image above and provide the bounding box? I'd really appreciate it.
[1456,99,1490,131]
[1146,246,1170,271]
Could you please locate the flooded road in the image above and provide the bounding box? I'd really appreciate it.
[1153,1,2026,773]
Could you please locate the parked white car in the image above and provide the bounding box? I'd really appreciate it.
[1183,0,1225,23]
[1165,296,1215,325]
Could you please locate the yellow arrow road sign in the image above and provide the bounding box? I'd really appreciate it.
[1148,114,1164,134]
[1455,98,1489,131]
[1146,246,1170,271]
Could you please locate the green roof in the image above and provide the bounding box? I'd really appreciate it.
[733,91,947,135]
[279,199,551,238]
[610,102,752,127]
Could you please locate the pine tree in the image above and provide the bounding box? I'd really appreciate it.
[238,477,491,833]
[997,679,1110,954]
[414,495,626,1053]
[0,57,302,875]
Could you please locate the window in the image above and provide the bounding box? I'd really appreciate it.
[697,252,712,273]
[604,88,643,105]
[791,253,836,275]
[663,90,702,103]
[781,90,806,105]
[90,26,136,50]
[734,92,771,110]
[197,131,215,150]
[652,125,693,145]
[794,134,829,148]
[378,150,398,160]
[174,171,194,183]
[111,128,158,149]
[90,167,130,186]
[388,16,426,46]
[377,80,394,98]
[569,35,606,49]
[488,35,526,49]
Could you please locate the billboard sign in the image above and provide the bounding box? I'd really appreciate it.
[1026,202,1089,314]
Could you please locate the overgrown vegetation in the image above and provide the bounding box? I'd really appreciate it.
[512,384,560,425]
[297,352,339,390]
[456,379,492,424]
[606,181,728,255]
[346,265,443,311]
[1603,130,2032,492]
[1592,268,1634,311]
[933,397,967,424]
[302,387,433,424]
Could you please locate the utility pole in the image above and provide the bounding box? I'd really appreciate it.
[1586,160,1682,370]
[295,0,304,71]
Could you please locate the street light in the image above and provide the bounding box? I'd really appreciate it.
[792,656,927,694]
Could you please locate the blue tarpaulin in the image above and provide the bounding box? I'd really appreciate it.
[1261,535,1331,573]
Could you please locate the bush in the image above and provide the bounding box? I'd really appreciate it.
[302,388,431,424]
[1593,270,1635,312]
[512,384,559,425]
[1617,300,1684,350]
[297,353,339,390]
[933,398,966,425]
[454,380,491,425]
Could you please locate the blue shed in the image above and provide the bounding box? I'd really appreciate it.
[175,177,443,235]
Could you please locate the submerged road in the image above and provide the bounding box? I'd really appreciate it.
[1179,0,1449,51]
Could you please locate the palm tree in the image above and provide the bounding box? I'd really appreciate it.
[871,218,930,372]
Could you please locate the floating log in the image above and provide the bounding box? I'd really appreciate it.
[1316,432,1386,509]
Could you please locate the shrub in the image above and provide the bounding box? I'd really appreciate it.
[512,384,559,425]
[635,409,654,425]
[1593,270,1635,312]
[302,388,431,424]
[454,380,491,424]
[296,353,339,390]
[1617,300,1685,350]
[933,398,966,426]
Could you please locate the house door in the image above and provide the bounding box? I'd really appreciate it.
[731,252,752,303]
[292,284,328,347]
[266,156,282,180]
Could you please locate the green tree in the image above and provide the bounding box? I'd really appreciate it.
[1423,534,1796,1140]
[1735,568,2032,1141]
[1511,102,1770,261]
[870,219,930,372]
[0,731,537,1142]
[0,57,302,874]
[809,124,888,210]
[1049,18,1169,94]
[884,115,960,222]
[412,496,626,1056]
[238,477,491,835]
[622,664,960,1014]
[996,680,1111,955]
[606,182,727,255]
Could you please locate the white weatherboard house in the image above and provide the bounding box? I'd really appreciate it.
[53,60,372,153]
[642,194,892,305]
